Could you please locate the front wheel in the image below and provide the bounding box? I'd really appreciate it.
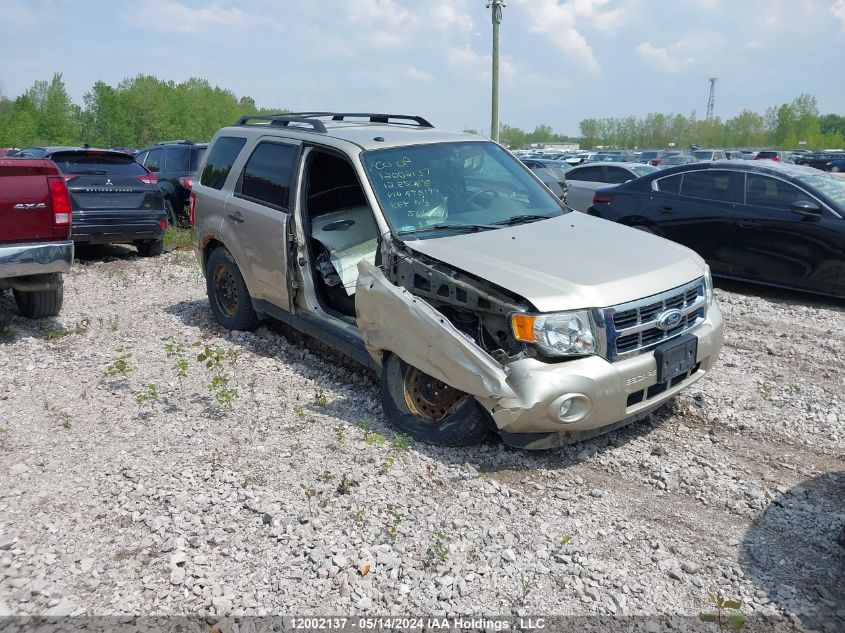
[205,247,258,331]
[380,354,493,446]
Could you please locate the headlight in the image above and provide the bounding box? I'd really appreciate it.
[511,310,596,357]
[704,265,714,306]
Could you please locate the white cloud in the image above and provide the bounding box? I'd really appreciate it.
[121,0,251,34]
[571,0,626,32]
[347,0,417,29]
[635,41,693,73]
[447,45,516,82]
[517,0,602,73]
[405,67,434,82]
[743,40,762,50]
[429,1,474,33]
[832,0,845,28]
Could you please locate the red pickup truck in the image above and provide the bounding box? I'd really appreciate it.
[0,158,74,318]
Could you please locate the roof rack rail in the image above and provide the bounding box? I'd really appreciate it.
[236,112,434,131]
[155,139,194,145]
[235,114,328,133]
[289,112,434,128]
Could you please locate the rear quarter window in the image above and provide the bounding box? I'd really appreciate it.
[201,136,247,190]
[236,141,298,210]
[655,174,682,194]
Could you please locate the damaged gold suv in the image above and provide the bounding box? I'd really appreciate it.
[191,112,723,449]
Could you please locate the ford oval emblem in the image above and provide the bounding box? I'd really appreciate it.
[656,309,683,330]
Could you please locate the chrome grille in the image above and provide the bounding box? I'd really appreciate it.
[603,277,706,361]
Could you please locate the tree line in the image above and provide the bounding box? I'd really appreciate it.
[0,73,281,148]
[2,73,844,152]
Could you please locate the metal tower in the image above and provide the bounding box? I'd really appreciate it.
[706,77,717,121]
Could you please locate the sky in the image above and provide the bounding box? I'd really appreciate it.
[2,0,845,137]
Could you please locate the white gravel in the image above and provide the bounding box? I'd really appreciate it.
[0,246,842,630]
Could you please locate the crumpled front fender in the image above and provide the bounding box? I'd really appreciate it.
[355,261,516,400]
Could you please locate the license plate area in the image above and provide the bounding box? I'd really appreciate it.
[654,334,698,384]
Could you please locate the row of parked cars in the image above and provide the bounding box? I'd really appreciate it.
[1,140,208,252]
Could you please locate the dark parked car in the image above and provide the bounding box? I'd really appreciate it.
[828,158,845,173]
[588,161,845,298]
[691,149,727,161]
[136,140,207,226]
[755,150,793,163]
[655,155,700,169]
[44,149,167,256]
[795,151,845,170]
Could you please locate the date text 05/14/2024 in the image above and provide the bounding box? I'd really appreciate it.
[289,616,547,631]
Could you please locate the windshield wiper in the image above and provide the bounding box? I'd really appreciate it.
[493,214,556,226]
[398,222,500,236]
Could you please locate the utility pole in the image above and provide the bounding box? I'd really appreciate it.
[486,1,505,142]
[706,77,717,121]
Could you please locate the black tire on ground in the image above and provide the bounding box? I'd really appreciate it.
[380,353,493,446]
[135,239,164,257]
[205,247,259,331]
[13,285,63,319]
[164,200,178,226]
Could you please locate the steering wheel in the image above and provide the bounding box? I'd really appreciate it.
[464,189,500,207]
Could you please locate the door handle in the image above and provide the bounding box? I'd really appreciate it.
[660,206,674,213]
[228,211,244,224]
[737,219,761,228]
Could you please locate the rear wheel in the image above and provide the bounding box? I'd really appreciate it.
[831,165,841,173]
[380,354,492,446]
[135,239,163,257]
[13,285,63,319]
[205,247,258,331]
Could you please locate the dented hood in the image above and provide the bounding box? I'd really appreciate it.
[402,213,706,312]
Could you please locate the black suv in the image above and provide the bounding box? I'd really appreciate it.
[136,141,207,226]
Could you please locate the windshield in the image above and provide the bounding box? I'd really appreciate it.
[631,164,659,177]
[362,141,566,238]
[796,173,845,209]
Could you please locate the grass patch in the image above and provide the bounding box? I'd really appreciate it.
[164,227,192,251]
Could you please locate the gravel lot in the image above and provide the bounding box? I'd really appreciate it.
[0,246,842,631]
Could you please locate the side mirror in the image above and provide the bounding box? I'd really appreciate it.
[790,200,822,218]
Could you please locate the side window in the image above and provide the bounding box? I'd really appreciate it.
[605,167,632,184]
[136,150,148,165]
[679,170,737,203]
[164,147,190,173]
[236,141,298,210]
[144,148,162,172]
[200,136,247,190]
[745,176,806,210]
[569,166,604,181]
[655,174,682,194]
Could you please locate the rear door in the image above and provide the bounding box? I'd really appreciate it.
[224,137,301,311]
[645,169,741,273]
[0,159,58,242]
[49,151,162,215]
[727,173,845,293]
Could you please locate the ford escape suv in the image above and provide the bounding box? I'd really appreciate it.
[191,112,724,450]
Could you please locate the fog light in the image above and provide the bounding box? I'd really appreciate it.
[548,393,593,424]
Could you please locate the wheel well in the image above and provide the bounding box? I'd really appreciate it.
[203,239,225,266]
[621,216,662,235]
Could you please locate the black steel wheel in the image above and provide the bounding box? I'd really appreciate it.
[205,247,258,330]
[380,354,493,446]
